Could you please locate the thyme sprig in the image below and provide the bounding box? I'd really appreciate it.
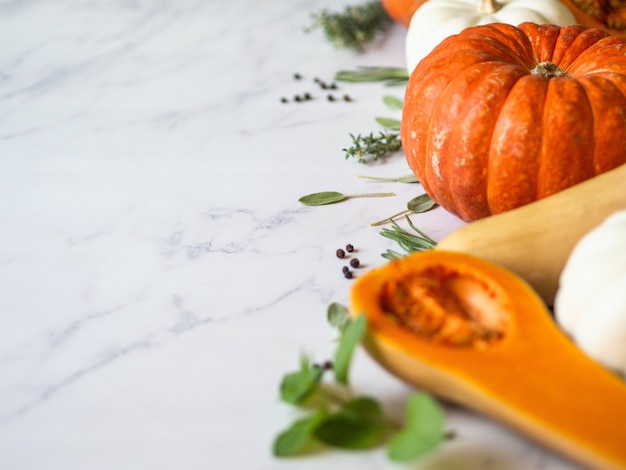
[380,216,437,260]
[344,131,402,163]
[307,1,394,52]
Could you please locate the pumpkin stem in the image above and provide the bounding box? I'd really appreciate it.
[477,0,502,14]
[530,61,568,78]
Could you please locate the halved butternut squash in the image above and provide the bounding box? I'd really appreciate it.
[350,250,626,470]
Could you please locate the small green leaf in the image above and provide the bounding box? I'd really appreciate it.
[375,117,401,130]
[327,302,350,331]
[333,315,367,385]
[407,194,437,213]
[370,194,436,226]
[280,358,325,404]
[313,402,387,450]
[273,409,329,457]
[299,191,347,206]
[343,396,383,420]
[387,393,446,462]
[396,174,419,183]
[383,95,403,110]
[299,191,395,206]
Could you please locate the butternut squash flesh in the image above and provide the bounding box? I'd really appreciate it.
[350,250,626,470]
[436,162,626,305]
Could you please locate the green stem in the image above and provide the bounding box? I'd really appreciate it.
[347,192,395,199]
[370,209,411,226]
[358,174,418,183]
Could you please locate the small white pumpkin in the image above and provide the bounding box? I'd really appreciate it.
[554,209,626,376]
[405,0,576,73]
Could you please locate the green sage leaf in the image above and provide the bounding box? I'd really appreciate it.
[343,396,383,420]
[387,393,446,462]
[371,194,436,226]
[327,302,350,331]
[273,409,329,457]
[333,315,367,385]
[375,117,401,130]
[382,95,403,110]
[280,356,325,404]
[407,193,437,213]
[313,400,387,449]
[299,191,347,206]
[299,191,395,206]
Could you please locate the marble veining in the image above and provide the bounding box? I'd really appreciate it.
[0,1,587,469]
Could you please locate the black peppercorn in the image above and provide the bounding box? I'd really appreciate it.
[293,73,302,80]
[342,266,350,274]
[327,94,336,102]
[343,94,352,102]
[346,244,354,252]
[280,97,288,103]
[304,92,312,100]
[336,248,346,258]
[350,258,360,268]
[344,270,353,279]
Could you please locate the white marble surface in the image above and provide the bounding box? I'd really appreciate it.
[0,1,586,469]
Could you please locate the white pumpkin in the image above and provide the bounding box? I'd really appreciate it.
[405,0,576,73]
[554,209,626,376]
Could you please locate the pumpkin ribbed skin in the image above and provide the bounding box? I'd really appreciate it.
[401,22,626,222]
[559,0,626,37]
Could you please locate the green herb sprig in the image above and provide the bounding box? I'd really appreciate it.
[307,2,393,52]
[371,193,438,226]
[335,66,409,86]
[299,190,395,206]
[380,216,438,259]
[358,174,419,183]
[273,304,449,461]
[344,93,404,162]
[344,131,402,163]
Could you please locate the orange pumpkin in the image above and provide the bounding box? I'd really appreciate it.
[401,22,626,222]
[380,0,425,27]
[559,0,626,36]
